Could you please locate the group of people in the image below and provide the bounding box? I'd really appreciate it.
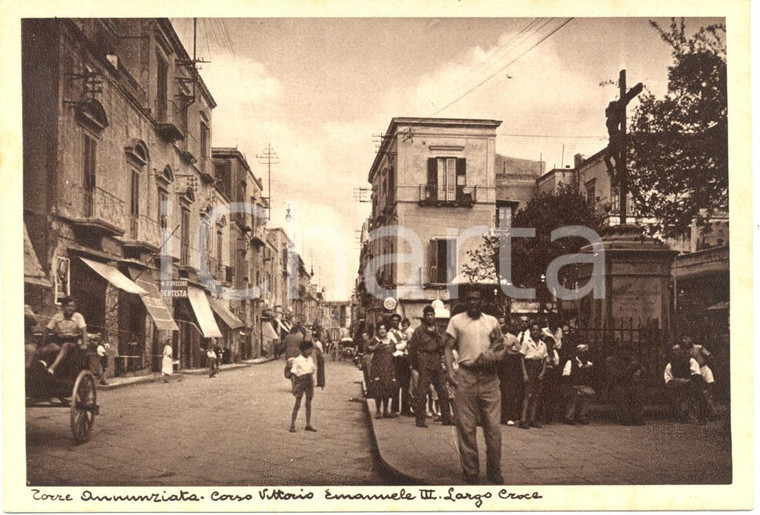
[356,289,721,485]
[663,336,717,424]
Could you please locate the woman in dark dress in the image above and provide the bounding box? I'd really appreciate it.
[368,323,397,419]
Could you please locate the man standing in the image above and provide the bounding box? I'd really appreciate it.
[409,306,453,428]
[498,318,524,426]
[444,289,505,485]
[518,323,547,429]
[389,313,412,416]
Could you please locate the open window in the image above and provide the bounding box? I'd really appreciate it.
[428,238,457,284]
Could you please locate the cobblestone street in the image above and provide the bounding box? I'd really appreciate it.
[26,360,384,486]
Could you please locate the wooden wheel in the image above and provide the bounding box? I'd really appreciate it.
[70,370,98,443]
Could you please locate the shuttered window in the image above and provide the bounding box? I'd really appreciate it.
[426,158,466,201]
[429,238,456,284]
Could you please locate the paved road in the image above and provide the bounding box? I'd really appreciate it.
[26,360,385,486]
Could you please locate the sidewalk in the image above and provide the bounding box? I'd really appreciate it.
[365,394,732,485]
[98,357,275,389]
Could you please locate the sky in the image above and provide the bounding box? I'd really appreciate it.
[170,17,722,301]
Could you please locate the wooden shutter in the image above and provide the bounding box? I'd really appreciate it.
[446,238,457,283]
[427,158,437,200]
[428,239,438,284]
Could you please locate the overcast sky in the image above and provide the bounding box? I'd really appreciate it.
[171,17,722,301]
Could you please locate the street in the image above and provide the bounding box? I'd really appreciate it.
[27,358,732,486]
[26,360,384,486]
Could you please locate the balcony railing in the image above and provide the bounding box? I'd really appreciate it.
[418,184,477,207]
[124,214,161,251]
[63,185,125,235]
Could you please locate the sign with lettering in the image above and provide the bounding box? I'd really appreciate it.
[160,279,188,298]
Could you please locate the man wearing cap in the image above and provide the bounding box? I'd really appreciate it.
[444,289,505,485]
[409,305,453,428]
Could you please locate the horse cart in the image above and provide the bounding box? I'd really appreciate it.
[26,339,100,444]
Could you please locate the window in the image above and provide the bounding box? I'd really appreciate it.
[215,161,232,199]
[216,228,223,268]
[156,51,168,122]
[83,133,97,217]
[428,238,456,284]
[496,202,512,229]
[388,166,395,203]
[200,122,209,159]
[584,179,597,205]
[158,188,169,230]
[129,169,140,238]
[611,187,620,214]
[427,158,466,201]
[180,208,190,266]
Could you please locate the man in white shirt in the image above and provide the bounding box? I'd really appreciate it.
[389,313,412,416]
[518,323,547,429]
[664,344,708,424]
[444,289,505,485]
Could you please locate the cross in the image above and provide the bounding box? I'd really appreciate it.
[604,69,643,225]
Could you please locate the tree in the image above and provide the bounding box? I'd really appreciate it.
[462,185,603,292]
[628,19,727,238]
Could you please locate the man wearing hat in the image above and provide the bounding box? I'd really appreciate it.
[561,343,595,425]
[408,305,453,428]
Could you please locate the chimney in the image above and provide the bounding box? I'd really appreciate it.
[574,153,585,169]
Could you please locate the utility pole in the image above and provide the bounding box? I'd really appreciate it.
[257,143,279,222]
[604,69,643,225]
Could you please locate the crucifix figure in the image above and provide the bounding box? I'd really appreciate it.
[604,69,643,224]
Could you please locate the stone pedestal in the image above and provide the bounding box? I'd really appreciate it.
[578,224,677,330]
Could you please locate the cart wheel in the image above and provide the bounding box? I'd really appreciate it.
[70,370,97,443]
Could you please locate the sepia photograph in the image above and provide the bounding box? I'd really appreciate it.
[1,1,753,512]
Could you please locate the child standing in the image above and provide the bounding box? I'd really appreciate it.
[289,340,318,433]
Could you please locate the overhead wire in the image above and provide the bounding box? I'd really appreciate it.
[430,18,575,117]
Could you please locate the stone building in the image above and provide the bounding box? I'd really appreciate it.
[360,117,502,325]
[22,18,229,374]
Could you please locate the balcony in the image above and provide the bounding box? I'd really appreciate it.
[418,184,477,207]
[155,99,184,142]
[251,225,267,247]
[62,185,125,236]
[121,214,162,253]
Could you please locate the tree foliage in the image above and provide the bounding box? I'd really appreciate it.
[628,19,727,238]
[463,184,603,289]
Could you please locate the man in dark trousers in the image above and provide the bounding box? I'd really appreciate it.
[408,306,453,428]
[389,313,412,416]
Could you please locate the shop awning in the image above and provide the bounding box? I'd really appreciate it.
[187,286,223,338]
[263,321,279,341]
[208,296,244,330]
[24,223,52,287]
[81,257,146,295]
[127,267,179,332]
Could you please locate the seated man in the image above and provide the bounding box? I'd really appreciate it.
[41,296,88,375]
[561,344,595,425]
[680,336,717,417]
[664,344,707,424]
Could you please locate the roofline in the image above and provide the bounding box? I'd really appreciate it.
[575,147,607,170]
[368,117,502,182]
[212,147,264,190]
[161,19,217,109]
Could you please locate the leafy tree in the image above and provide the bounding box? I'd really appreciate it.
[463,184,603,291]
[628,19,727,238]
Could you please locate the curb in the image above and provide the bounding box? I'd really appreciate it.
[97,373,179,390]
[361,380,426,486]
[182,363,251,375]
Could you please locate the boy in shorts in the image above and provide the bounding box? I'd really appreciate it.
[289,340,318,433]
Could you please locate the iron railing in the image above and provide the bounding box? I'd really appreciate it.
[64,185,125,230]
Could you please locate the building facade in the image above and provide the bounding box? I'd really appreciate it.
[359,117,502,325]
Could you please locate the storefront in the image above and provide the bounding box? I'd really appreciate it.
[208,295,244,363]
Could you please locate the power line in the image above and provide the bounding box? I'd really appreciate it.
[430,18,574,117]
[496,132,605,139]
[439,18,552,106]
